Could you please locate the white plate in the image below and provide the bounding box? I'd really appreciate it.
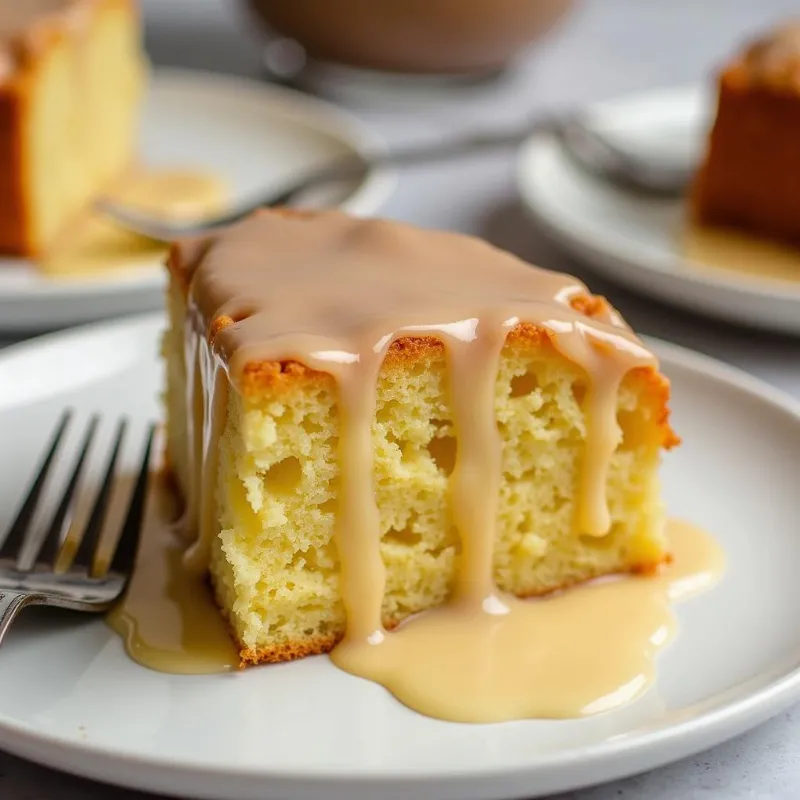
[516,86,800,335]
[0,69,394,333]
[2,313,800,800]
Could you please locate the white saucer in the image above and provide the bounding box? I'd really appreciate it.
[2,314,800,800]
[516,86,800,335]
[0,69,394,333]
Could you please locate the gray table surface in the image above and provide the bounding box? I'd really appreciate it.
[4,1,800,798]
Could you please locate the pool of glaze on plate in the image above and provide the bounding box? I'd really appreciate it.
[109,485,723,722]
[683,223,800,283]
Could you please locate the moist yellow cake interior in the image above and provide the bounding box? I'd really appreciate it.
[163,271,672,664]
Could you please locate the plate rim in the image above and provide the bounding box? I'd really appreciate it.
[515,84,800,331]
[2,313,800,798]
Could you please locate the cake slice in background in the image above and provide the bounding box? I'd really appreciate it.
[692,21,800,245]
[162,210,678,667]
[0,0,146,256]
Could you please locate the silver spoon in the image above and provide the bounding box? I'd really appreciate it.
[95,115,695,242]
[555,117,696,197]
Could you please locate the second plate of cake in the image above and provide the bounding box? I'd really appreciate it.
[0,69,394,332]
[517,83,800,335]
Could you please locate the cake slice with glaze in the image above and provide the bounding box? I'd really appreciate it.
[162,209,678,666]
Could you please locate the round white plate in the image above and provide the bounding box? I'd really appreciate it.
[517,86,800,335]
[0,69,394,333]
[2,314,800,800]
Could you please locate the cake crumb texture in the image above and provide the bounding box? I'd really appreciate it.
[164,270,675,666]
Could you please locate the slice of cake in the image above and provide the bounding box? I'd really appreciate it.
[0,0,146,256]
[692,21,800,244]
[163,209,677,666]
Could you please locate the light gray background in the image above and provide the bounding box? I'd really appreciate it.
[3,0,800,798]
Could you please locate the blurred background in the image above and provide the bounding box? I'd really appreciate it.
[144,0,795,100]
[140,0,797,240]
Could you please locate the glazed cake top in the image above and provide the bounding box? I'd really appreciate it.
[169,209,651,388]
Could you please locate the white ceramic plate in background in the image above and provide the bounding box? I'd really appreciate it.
[517,86,800,335]
[1,314,800,798]
[0,69,394,333]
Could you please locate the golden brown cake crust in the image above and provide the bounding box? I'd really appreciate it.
[692,20,800,243]
[0,75,25,252]
[227,325,677,447]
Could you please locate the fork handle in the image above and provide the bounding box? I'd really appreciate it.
[0,591,29,647]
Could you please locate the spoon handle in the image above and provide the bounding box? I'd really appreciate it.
[96,112,691,243]
[268,115,561,206]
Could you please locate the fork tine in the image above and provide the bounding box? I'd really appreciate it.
[106,423,156,577]
[0,410,72,558]
[25,415,100,570]
[56,419,128,573]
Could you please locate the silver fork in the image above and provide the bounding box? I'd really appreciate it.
[0,411,155,647]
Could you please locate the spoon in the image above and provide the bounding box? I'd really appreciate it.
[96,115,695,242]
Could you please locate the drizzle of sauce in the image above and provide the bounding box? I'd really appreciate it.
[683,223,800,283]
[40,169,228,279]
[110,501,723,722]
[107,474,238,674]
[110,211,723,722]
[333,519,722,722]
[177,212,658,570]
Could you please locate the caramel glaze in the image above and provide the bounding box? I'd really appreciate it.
[126,209,723,722]
[107,472,239,674]
[111,503,723,723]
[683,222,800,283]
[331,518,722,722]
